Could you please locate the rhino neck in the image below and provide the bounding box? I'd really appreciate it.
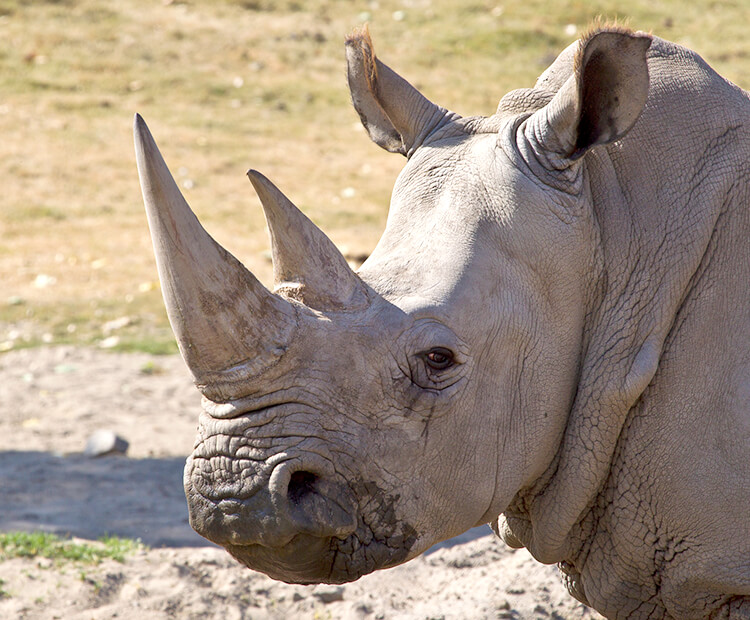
[501,37,750,565]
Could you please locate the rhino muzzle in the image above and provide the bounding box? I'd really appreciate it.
[187,452,358,545]
[185,449,360,583]
[182,408,418,583]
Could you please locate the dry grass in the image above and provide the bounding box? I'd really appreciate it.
[1,0,748,353]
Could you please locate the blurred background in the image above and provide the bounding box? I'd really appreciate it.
[1,0,748,354]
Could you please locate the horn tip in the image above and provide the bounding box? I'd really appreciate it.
[133,112,148,135]
[246,169,265,184]
[247,169,273,196]
[133,113,156,156]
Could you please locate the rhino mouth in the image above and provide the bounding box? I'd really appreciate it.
[224,535,338,584]
[224,521,419,584]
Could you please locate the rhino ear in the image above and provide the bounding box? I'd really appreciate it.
[345,26,456,157]
[525,29,651,164]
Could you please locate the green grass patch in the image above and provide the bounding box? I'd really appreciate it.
[5,204,67,222]
[0,294,176,355]
[111,335,178,356]
[0,532,145,565]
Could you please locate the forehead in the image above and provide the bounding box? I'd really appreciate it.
[357,130,516,308]
[397,130,498,195]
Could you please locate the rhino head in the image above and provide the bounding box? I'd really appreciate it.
[135,27,651,584]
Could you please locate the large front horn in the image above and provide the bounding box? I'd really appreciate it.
[134,114,296,400]
[247,170,368,311]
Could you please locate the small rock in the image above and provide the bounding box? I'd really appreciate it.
[99,336,120,349]
[506,587,526,595]
[341,602,372,620]
[32,274,57,288]
[534,604,549,615]
[84,430,129,457]
[312,585,345,603]
[102,316,131,334]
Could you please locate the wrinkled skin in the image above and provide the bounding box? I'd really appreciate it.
[136,27,750,620]
[184,131,592,583]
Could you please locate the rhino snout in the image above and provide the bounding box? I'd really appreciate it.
[186,456,358,550]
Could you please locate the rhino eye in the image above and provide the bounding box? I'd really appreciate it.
[424,347,454,370]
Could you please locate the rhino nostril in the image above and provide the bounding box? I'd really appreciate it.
[287,470,319,505]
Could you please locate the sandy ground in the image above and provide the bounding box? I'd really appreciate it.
[0,346,604,619]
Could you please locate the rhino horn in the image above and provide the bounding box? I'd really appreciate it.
[247,170,368,311]
[134,114,296,399]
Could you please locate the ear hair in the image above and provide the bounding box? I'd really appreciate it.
[345,26,457,157]
[345,25,405,154]
[345,25,378,91]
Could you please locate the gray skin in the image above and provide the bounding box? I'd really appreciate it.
[135,26,750,620]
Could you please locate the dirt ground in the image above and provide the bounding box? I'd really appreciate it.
[0,346,604,620]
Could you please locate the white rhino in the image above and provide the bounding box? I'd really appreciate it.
[134,26,750,619]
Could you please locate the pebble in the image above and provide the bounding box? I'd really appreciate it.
[84,430,129,457]
[312,585,345,603]
[342,602,372,620]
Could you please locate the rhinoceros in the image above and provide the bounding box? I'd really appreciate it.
[134,25,750,620]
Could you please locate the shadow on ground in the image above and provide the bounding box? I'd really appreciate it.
[0,451,206,547]
[0,451,493,551]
